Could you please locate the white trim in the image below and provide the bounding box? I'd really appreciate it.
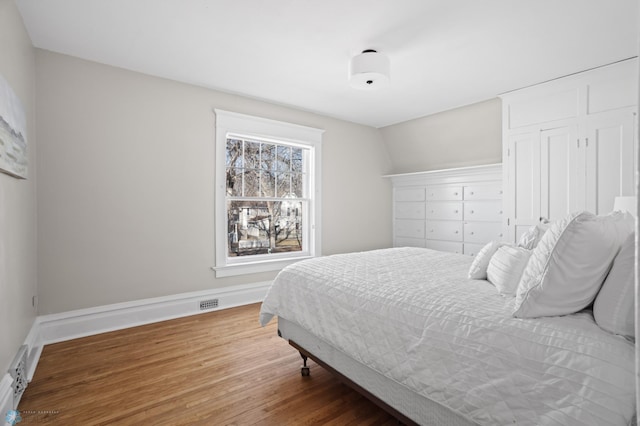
[0,373,13,424]
[383,163,502,186]
[213,256,311,278]
[36,281,271,345]
[213,110,323,277]
[214,110,324,144]
[23,320,43,382]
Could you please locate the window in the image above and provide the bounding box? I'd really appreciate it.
[214,110,323,277]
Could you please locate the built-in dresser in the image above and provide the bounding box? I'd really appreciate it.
[387,164,502,256]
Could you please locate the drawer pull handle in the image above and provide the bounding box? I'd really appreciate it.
[454,192,458,196]
[499,190,503,194]
[470,210,474,214]
[470,191,474,195]
[499,210,503,214]
[470,231,474,235]
[454,210,459,213]
[499,233,503,237]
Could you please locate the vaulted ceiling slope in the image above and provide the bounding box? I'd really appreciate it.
[15,0,639,128]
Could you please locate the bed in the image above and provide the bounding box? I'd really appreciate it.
[259,211,636,425]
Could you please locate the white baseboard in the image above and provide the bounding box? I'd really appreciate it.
[0,373,13,425]
[38,281,271,344]
[22,281,271,383]
[23,319,43,382]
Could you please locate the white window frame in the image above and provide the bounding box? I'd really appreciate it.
[213,109,323,277]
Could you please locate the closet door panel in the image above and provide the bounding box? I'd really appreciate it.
[539,125,580,221]
[585,108,636,214]
[507,89,578,129]
[506,131,540,242]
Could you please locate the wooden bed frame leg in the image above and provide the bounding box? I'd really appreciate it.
[299,351,310,376]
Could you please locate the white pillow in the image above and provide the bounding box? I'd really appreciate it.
[593,233,635,338]
[486,246,532,296]
[468,240,506,279]
[606,210,635,238]
[513,211,629,318]
[517,222,549,249]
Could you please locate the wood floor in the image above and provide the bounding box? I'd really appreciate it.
[18,303,399,425]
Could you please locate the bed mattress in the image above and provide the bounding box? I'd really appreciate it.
[260,247,636,425]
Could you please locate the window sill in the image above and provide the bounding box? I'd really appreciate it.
[212,256,313,278]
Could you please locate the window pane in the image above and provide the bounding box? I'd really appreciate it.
[291,172,303,197]
[260,170,275,197]
[261,144,275,170]
[276,145,291,172]
[226,167,243,196]
[277,172,291,196]
[274,200,303,253]
[226,139,243,168]
[227,200,303,257]
[291,147,303,173]
[243,169,260,197]
[244,141,260,169]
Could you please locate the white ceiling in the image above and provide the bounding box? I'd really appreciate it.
[15,0,639,128]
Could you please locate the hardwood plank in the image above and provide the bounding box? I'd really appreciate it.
[18,304,400,425]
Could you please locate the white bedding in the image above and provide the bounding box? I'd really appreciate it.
[260,247,636,426]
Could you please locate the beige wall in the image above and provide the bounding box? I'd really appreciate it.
[0,0,38,373]
[35,50,392,314]
[380,98,502,174]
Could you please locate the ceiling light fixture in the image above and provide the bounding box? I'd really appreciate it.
[349,49,390,90]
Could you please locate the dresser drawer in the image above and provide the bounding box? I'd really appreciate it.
[395,237,426,248]
[426,220,463,242]
[426,202,463,220]
[463,243,486,257]
[463,184,503,200]
[396,202,425,220]
[395,187,425,202]
[463,221,504,243]
[395,219,425,238]
[464,201,503,222]
[425,240,462,254]
[426,186,463,201]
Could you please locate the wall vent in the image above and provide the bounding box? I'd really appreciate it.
[9,345,28,405]
[199,298,219,310]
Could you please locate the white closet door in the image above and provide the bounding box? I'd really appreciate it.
[506,131,540,243]
[539,125,580,221]
[585,108,636,215]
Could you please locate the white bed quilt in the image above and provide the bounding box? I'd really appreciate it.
[260,247,636,425]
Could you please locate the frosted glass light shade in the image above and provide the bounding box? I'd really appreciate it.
[349,50,390,90]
